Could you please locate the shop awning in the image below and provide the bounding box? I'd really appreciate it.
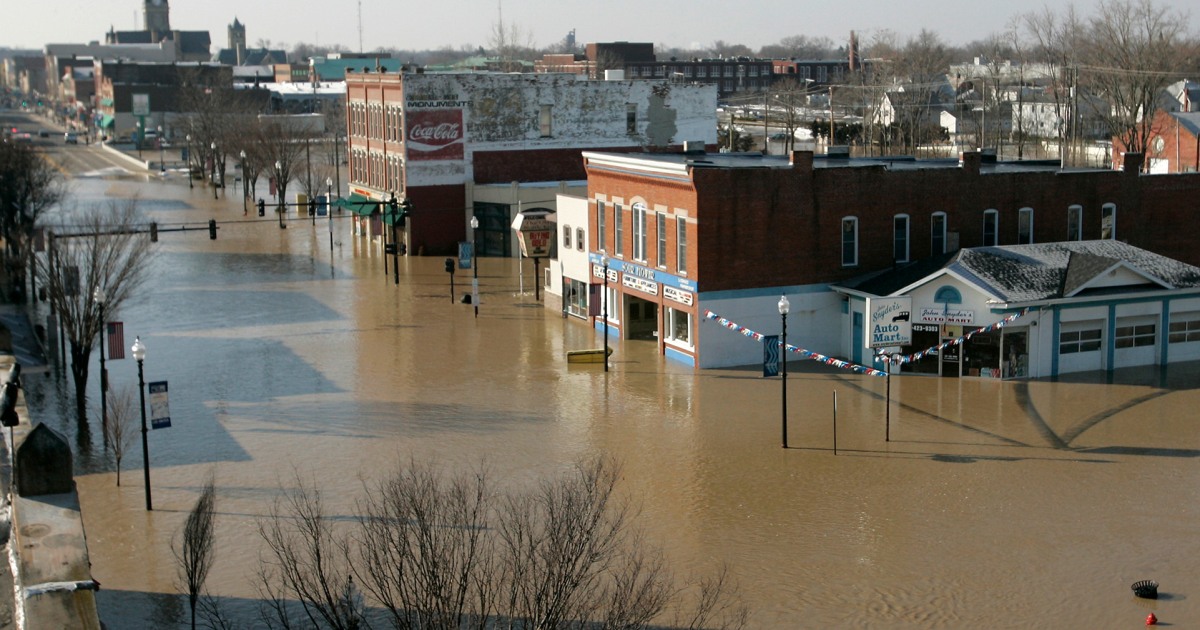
[97,114,114,128]
[334,193,378,216]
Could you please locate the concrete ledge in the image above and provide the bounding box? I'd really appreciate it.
[98,142,152,171]
[12,492,100,630]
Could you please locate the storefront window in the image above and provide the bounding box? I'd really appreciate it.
[565,278,588,318]
[666,307,691,346]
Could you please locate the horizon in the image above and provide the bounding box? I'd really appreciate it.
[5,0,1196,58]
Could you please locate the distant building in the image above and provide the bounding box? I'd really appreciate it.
[104,0,211,62]
[343,70,718,256]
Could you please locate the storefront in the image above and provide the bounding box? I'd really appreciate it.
[589,255,698,366]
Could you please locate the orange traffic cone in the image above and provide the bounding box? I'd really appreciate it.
[1146,612,1158,625]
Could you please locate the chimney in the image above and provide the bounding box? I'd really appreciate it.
[790,150,813,171]
[1122,152,1144,175]
[959,151,981,175]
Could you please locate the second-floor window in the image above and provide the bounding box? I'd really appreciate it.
[632,202,647,261]
[931,212,947,255]
[657,212,667,267]
[597,201,606,251]
[983,209,998,246]
[614,203,624,257]
[893,214,910,263]
[677,217,688,273]
[1018,208,1034,245]
[1102,203,1116,239]
[842,217,858,267]
[1068,205,1083,241]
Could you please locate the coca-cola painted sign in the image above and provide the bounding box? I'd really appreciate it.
[406,109,464,161]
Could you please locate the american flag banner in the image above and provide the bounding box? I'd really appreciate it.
[107,322,125,360]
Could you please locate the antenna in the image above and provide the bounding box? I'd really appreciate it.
[358,1,363,53]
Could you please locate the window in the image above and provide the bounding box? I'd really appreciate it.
[893,214,910,263]
[1018,207,1033,244]
[1115,324,1155,348]
[562,225,572,249]
[597,201,606,251]
[1169,317,1200,343]
[1101,203,1116,240]
[614,203,624,256]
[931,212,947,255]
[982,209,998,246]
[1067,205,1083,241]
[656,212,667,267]
[626,104,637,135]
[841,217,858,267]
[539,104,552,137]
[632,202,647,261]
[676,217,687,273]
[576,227,584,252]
[1059,329,1102,354]
[665,307,692,347]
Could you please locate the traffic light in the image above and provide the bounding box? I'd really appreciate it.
[444,258,455,273]
[1,363,21,428]
[150,222,158,242]
[399,199,413,221]
[257,199,265,217]
[208,219,217,240]
[308,199,316,216]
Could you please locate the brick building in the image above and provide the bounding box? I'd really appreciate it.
[572,148,1200,370]
[342,70,717,256]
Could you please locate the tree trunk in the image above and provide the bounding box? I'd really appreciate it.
[69,341,92,422]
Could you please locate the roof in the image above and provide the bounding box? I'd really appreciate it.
[839,241,1200,304]
[583,150,1067,175]
[1171,111,1200,139]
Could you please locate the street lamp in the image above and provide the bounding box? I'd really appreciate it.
[389,192,399,285]
[131,336,152,511]
[326,177,333,250]
[186,134,193,188]
[157,125,164,173]
[601,255,609,373]
[94,288,107,432]
[470,215,479,318]
[211,142,218,200]
[778,295,790,449]
[136,120,143,160]
[240,150,248,214]
[275,160,285,228]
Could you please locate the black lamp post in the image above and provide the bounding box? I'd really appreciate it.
[211,142,219,200]
[275,160,285,228]
[157,125,164,173]
[186,134,193,188]
[389,193,400,286]
[326,177,333,250]
[136,120,143,160]
[240,150,248,214]
[779,295,790,449]
[131,336,152,511]
[601,255,609,373]
[94,288,107,431]
[470,215,480,318]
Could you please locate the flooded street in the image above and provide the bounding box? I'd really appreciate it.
[23,172,1200,628]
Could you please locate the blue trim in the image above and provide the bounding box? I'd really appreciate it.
[1106,304,1117,372]
[593,318,618,337]
[1051,307,1061,377]
[1161,300,1171,365]
[665,346,695,366]
[1048,292,1200,310]
[701,283,831,301]
[588,254,697,293]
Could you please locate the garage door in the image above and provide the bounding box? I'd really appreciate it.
[1114,316,1157,369]
[1058,320,1103,374]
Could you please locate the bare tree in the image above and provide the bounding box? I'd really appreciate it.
[101,385,136,485]
[35,200,156,421]
[175,475,217,630]
[254,120,312,217]
[1078,0,1194,166]
[1021,5,1086,164]
[0,140,64,301]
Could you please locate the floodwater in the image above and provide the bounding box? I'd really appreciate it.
[22,172,1200,629]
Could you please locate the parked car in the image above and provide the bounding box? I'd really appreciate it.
[64,132,78,144]
[37,129,49,138]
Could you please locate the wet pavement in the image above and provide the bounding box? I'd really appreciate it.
[12,143,1200,628]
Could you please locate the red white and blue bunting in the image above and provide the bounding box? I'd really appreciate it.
[703,310,889,377]
[703,306,1033,376]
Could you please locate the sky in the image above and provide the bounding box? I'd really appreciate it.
[3,0,1197,55]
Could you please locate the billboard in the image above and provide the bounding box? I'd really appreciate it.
[406,109,464,161]
[865,296,913,349]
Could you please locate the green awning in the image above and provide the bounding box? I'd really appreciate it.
[337,193,377,216]
[98,114,114,128]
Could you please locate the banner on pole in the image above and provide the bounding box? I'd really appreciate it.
[149,381,171,429]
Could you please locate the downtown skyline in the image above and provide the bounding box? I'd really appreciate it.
[5,0,1197,55]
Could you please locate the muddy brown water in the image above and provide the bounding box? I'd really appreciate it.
[22,174,1200,628]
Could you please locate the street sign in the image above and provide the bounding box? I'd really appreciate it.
[763,335,780,377]
[149,381,171,429]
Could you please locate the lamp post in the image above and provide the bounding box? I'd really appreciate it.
[186,134,192,188]
[275,160,285,228]
[601,255,609,373]
[94,288,107,431]
[131,336,152,511]
[778,295,790,449]
[389,192,400,286]
[326,177,333,250]
[157,125,164,173]
[470,215,479,318]
[211,142,219,200]
[136,120,143,160]
[240,150,248,214]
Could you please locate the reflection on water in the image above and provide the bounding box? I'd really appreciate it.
[22,179,1200,628]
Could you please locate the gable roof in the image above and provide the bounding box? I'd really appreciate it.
[838,241,1200,304]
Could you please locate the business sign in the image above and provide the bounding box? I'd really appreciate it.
[149,381,171,429]
[663,286,693,306]
[132,93,150,116]
[919,307,975,325]
[866,296,913,349]
[512,211,553,258]
[622,274,658,296]
[406,109,464,161]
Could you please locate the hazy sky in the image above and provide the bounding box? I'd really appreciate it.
[4,0,1197,54]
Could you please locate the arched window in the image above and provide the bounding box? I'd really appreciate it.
[1101,203,1117,239]
[1018,207,1034,244]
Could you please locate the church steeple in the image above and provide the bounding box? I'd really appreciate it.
[144,0,171,35]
